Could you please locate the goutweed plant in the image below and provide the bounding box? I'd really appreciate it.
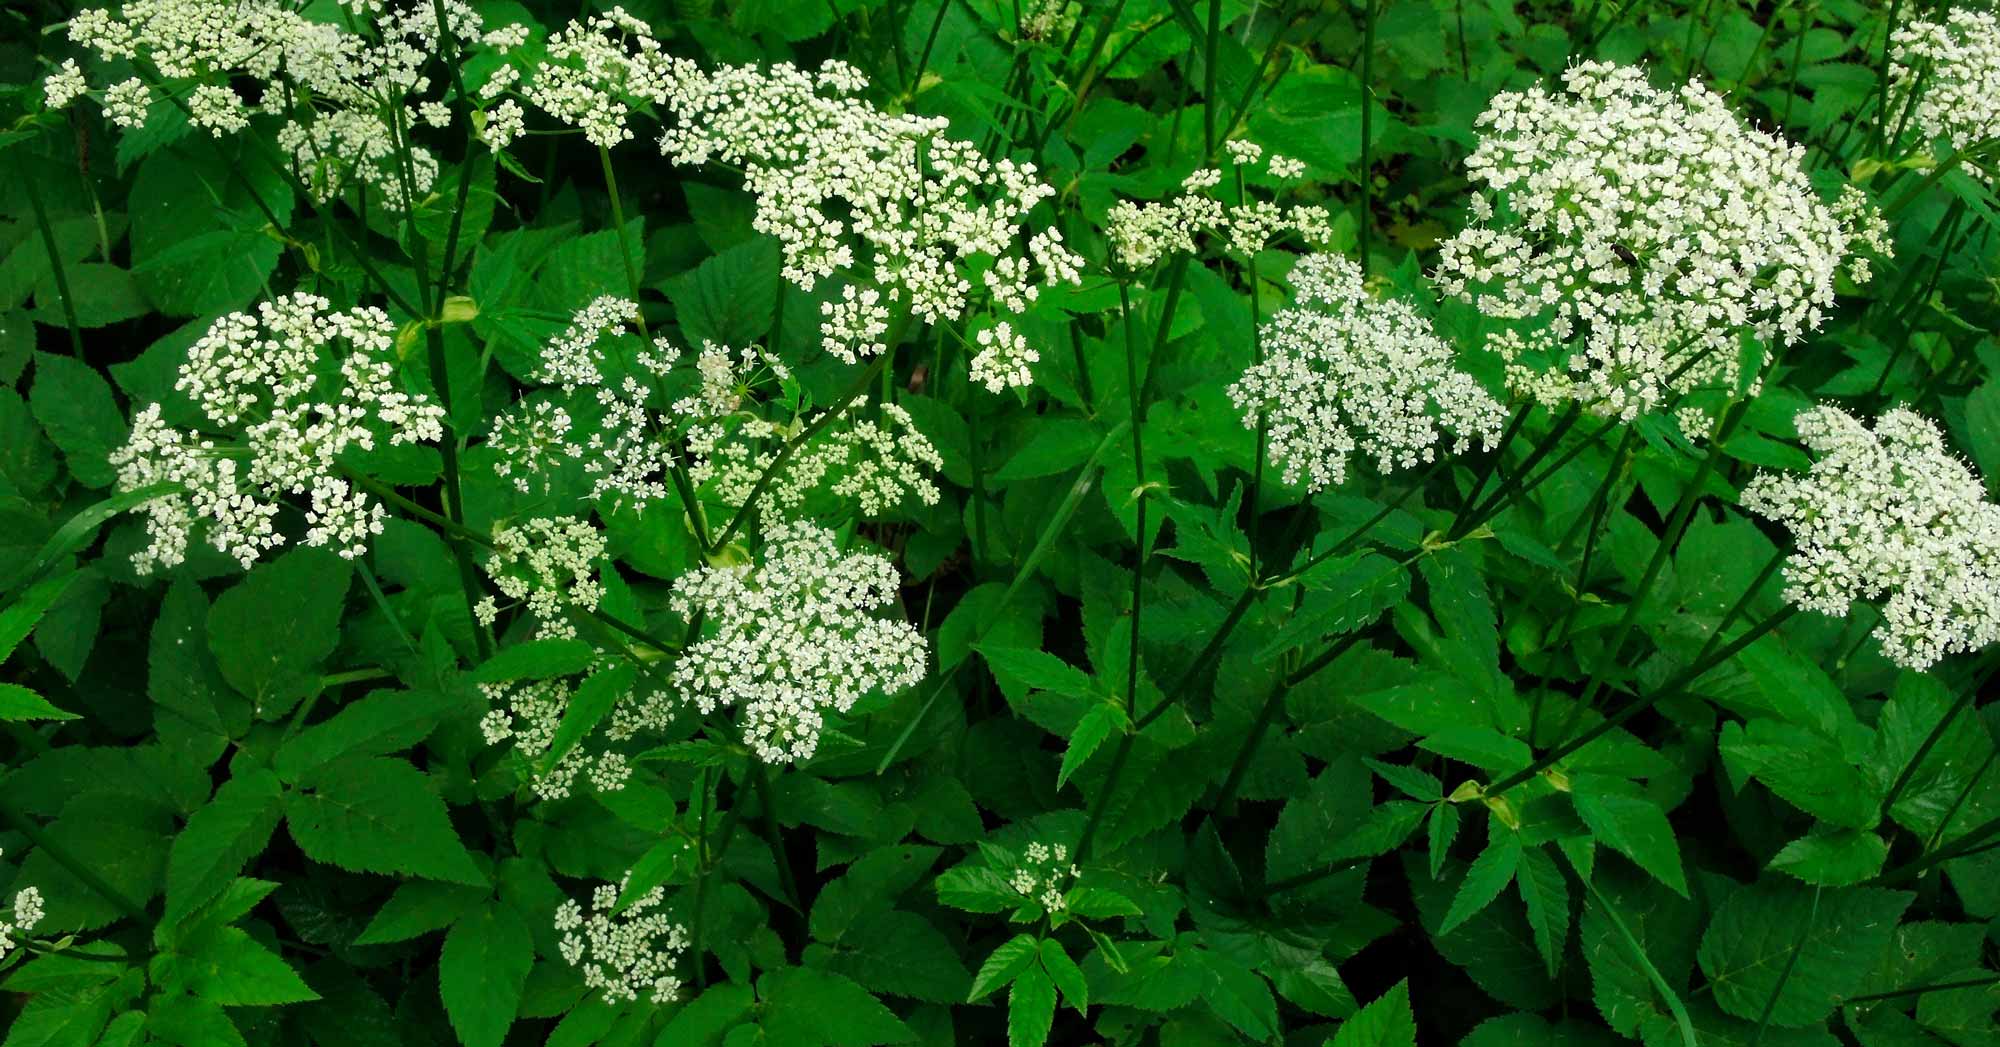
[2,0,1998,1044]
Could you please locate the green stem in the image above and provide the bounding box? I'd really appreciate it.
[750,762,803,912]
[1552,394,1758,730]
[1490,603,1798,797]
[909,0,953,96]
[1202,0,1223,154]
[1261,462,1441,589]
[1879,684,1979,820]
[21,170,84,360]
[1356,0,1377,276]
[1,803,148,924]
[706,353,891,554]
[1847,974,2000,1004]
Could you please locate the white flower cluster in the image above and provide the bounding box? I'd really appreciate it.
[669,521,927,763]
[688,404,943,517]
[555,874,688,1004]
[65,0,527,206]
[1891,10,2000,179]
[490,296,707,507]
[657,60,1083,327]
[1436,62,1889,427]
[1007,841,1080,913]
[970,322,1040,394]
[1105,149,1325,269]
[1018,0,1079,41]
[1228,255,1506,492]
[1,848,44,964]
[523,7,672,148]
[479,676,634,800]
[42,59,87,109]
[111,293,445,572]
[479,517,607,640]
[1742,406,2000,672]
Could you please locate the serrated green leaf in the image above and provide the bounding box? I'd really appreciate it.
[1057,703,1119,790]
[539,663,636,776]
[469,638,597,683]
[206,548,350,718]
[1571,774,1688,898]
[283,757,484,886]
[28,353,125,488]
[0,683,77,721]
[1331,980,1416,1047]
[758,966,913,1047]
[164,768,283,924]
[170,925,317,1006]
[1767,829,1889,887]
[274,688,466,784]
[1515,845,1571,977]
[969,934,1040,1002]
[1441,829,1521,934]
[1007,963,1056,1047]
[1696,882,1912,1028]
[440,901,534,1047]
[1038,938,1087,1013]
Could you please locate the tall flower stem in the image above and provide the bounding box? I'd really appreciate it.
[388,85,492,661]
[1546,394,1760,743]
[1356,0,1378,276]
[597,143,719,553]
[1516,545,1788,791]
[21,169,84,360]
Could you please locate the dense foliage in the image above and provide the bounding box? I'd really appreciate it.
[2,0,1998,1044]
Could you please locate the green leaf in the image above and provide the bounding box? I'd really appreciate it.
[283,757,484,886]
[1695,882,1912,1028]
[540,664,637,777]
[1007,964,1056,1047]
[1571,774,1689,897]
[28,353,126,488]
[0,682,77,721]
[274,687,468,785]
[353,880,485,946]
[1514,845,1571,977]
[439,901,534,1047]
[1441,829,1521,934]
[992,418,1105,483]
[164,768,283,924]
[128,145,290,316]
[1196,950,1279,1041]
[1767,829,1889,887]
[206,548,351,718]
[1255,553,1410,660]
[1057,704,1119,790]
[469,638,597,683]
[663,237,780,349]
[144,994,244,1047]
[969,934,1040,1002]
[1330,980,1417,1047]
[170,925,317,1006]
[758,967,914,1047]
[1038,939,1087,1013]
[978,645,1095,698]
[0,574,72,664]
